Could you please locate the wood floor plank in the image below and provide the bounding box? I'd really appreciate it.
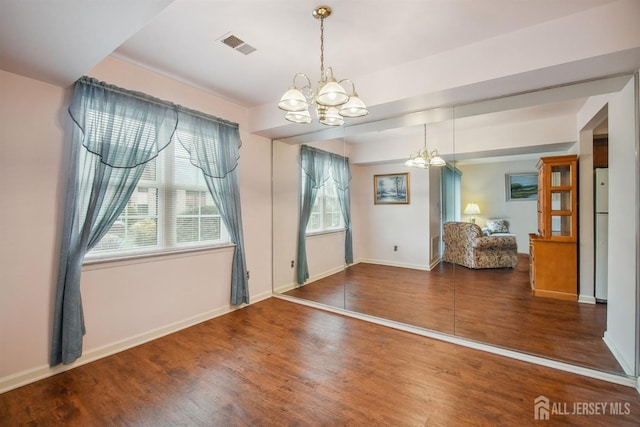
[1,298,638,426]
[286,255,623,374]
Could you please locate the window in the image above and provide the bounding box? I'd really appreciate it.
[306,178,344,234]
[86,134,230,260]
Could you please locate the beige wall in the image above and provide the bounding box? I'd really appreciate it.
[351,163,434,270]
[0,57,272,391]
[0,69,68,384]
[458,159,539,253]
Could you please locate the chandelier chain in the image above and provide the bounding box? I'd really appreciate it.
[319,16,325,77]
[423,124,427,148]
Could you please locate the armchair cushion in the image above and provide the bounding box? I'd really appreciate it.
[443,221,517,269]
[472,235,518,250]
[485,218,510,234]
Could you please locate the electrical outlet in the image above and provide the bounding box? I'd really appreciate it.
[291,260,295,268]
[394,245,398,251]
[246,270,250,279]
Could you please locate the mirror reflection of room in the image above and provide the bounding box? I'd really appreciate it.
[274,75,637,377]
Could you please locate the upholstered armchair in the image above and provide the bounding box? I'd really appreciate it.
[443,221,518,269]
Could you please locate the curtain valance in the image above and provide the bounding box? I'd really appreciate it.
[69,77,178,168]
[299,145,351,189]
[176,107,240,179]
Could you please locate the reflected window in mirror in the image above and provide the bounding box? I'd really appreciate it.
[306,179,345,233]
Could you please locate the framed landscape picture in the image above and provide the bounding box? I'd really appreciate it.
[374,173,410,204]
[506,172,538,201]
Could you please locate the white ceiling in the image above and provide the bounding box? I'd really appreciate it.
[0,0,173,87]
[1,0,637,146]
[112,0,617,108]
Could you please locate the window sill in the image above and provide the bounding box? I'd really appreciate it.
[83,243,236,271]
[305,228,346,239]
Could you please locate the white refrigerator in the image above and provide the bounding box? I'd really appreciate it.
[594,168,608,302]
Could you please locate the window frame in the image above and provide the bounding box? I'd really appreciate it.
[84,137,232,264]
[305,178,345,236]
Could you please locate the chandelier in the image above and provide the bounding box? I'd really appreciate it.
[278,5,368,126]
[404,124,446,168]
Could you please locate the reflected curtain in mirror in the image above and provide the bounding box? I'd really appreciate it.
[297,145,352,284]
[331,155,353,264]
[442,165,462,222]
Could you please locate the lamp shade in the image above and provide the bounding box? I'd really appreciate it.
[316,79,349,106]
[339,93,368,117]
[464,203,481,215]
[429,155,446,166]
[278,87,308,112]
[318,106,344,126]
[413,156,427,167]
[285,109,312,124]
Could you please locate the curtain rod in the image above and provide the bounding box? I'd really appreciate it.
[78,76,239,129]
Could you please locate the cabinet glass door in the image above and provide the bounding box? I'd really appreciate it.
[550,191,571,211]
[550,215,572,236]
[550,165,571,186]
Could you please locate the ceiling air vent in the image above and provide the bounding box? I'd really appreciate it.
[220,34,256,56]
[236,43,256,55]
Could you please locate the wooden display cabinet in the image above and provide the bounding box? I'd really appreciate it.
[529,154,578,300]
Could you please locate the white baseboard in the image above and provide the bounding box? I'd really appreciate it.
[273,263,356,294]
[578,294,596,304]
[358,258,431,271]
[273,281,297,294]
[0,289,272,395]
[603,331,635,376]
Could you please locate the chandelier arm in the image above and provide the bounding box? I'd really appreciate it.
[339,79,356,94]
[324,66,335,81]
[293,73,312,90]
[292,73,314,100]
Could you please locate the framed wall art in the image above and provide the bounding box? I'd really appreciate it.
[374,173,410,204]
[506,172,538,201]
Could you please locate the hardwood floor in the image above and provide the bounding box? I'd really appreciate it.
[1,298,638,426]
[285,255,624,374]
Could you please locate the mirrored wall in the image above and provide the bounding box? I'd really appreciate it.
[272,74,639,379]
